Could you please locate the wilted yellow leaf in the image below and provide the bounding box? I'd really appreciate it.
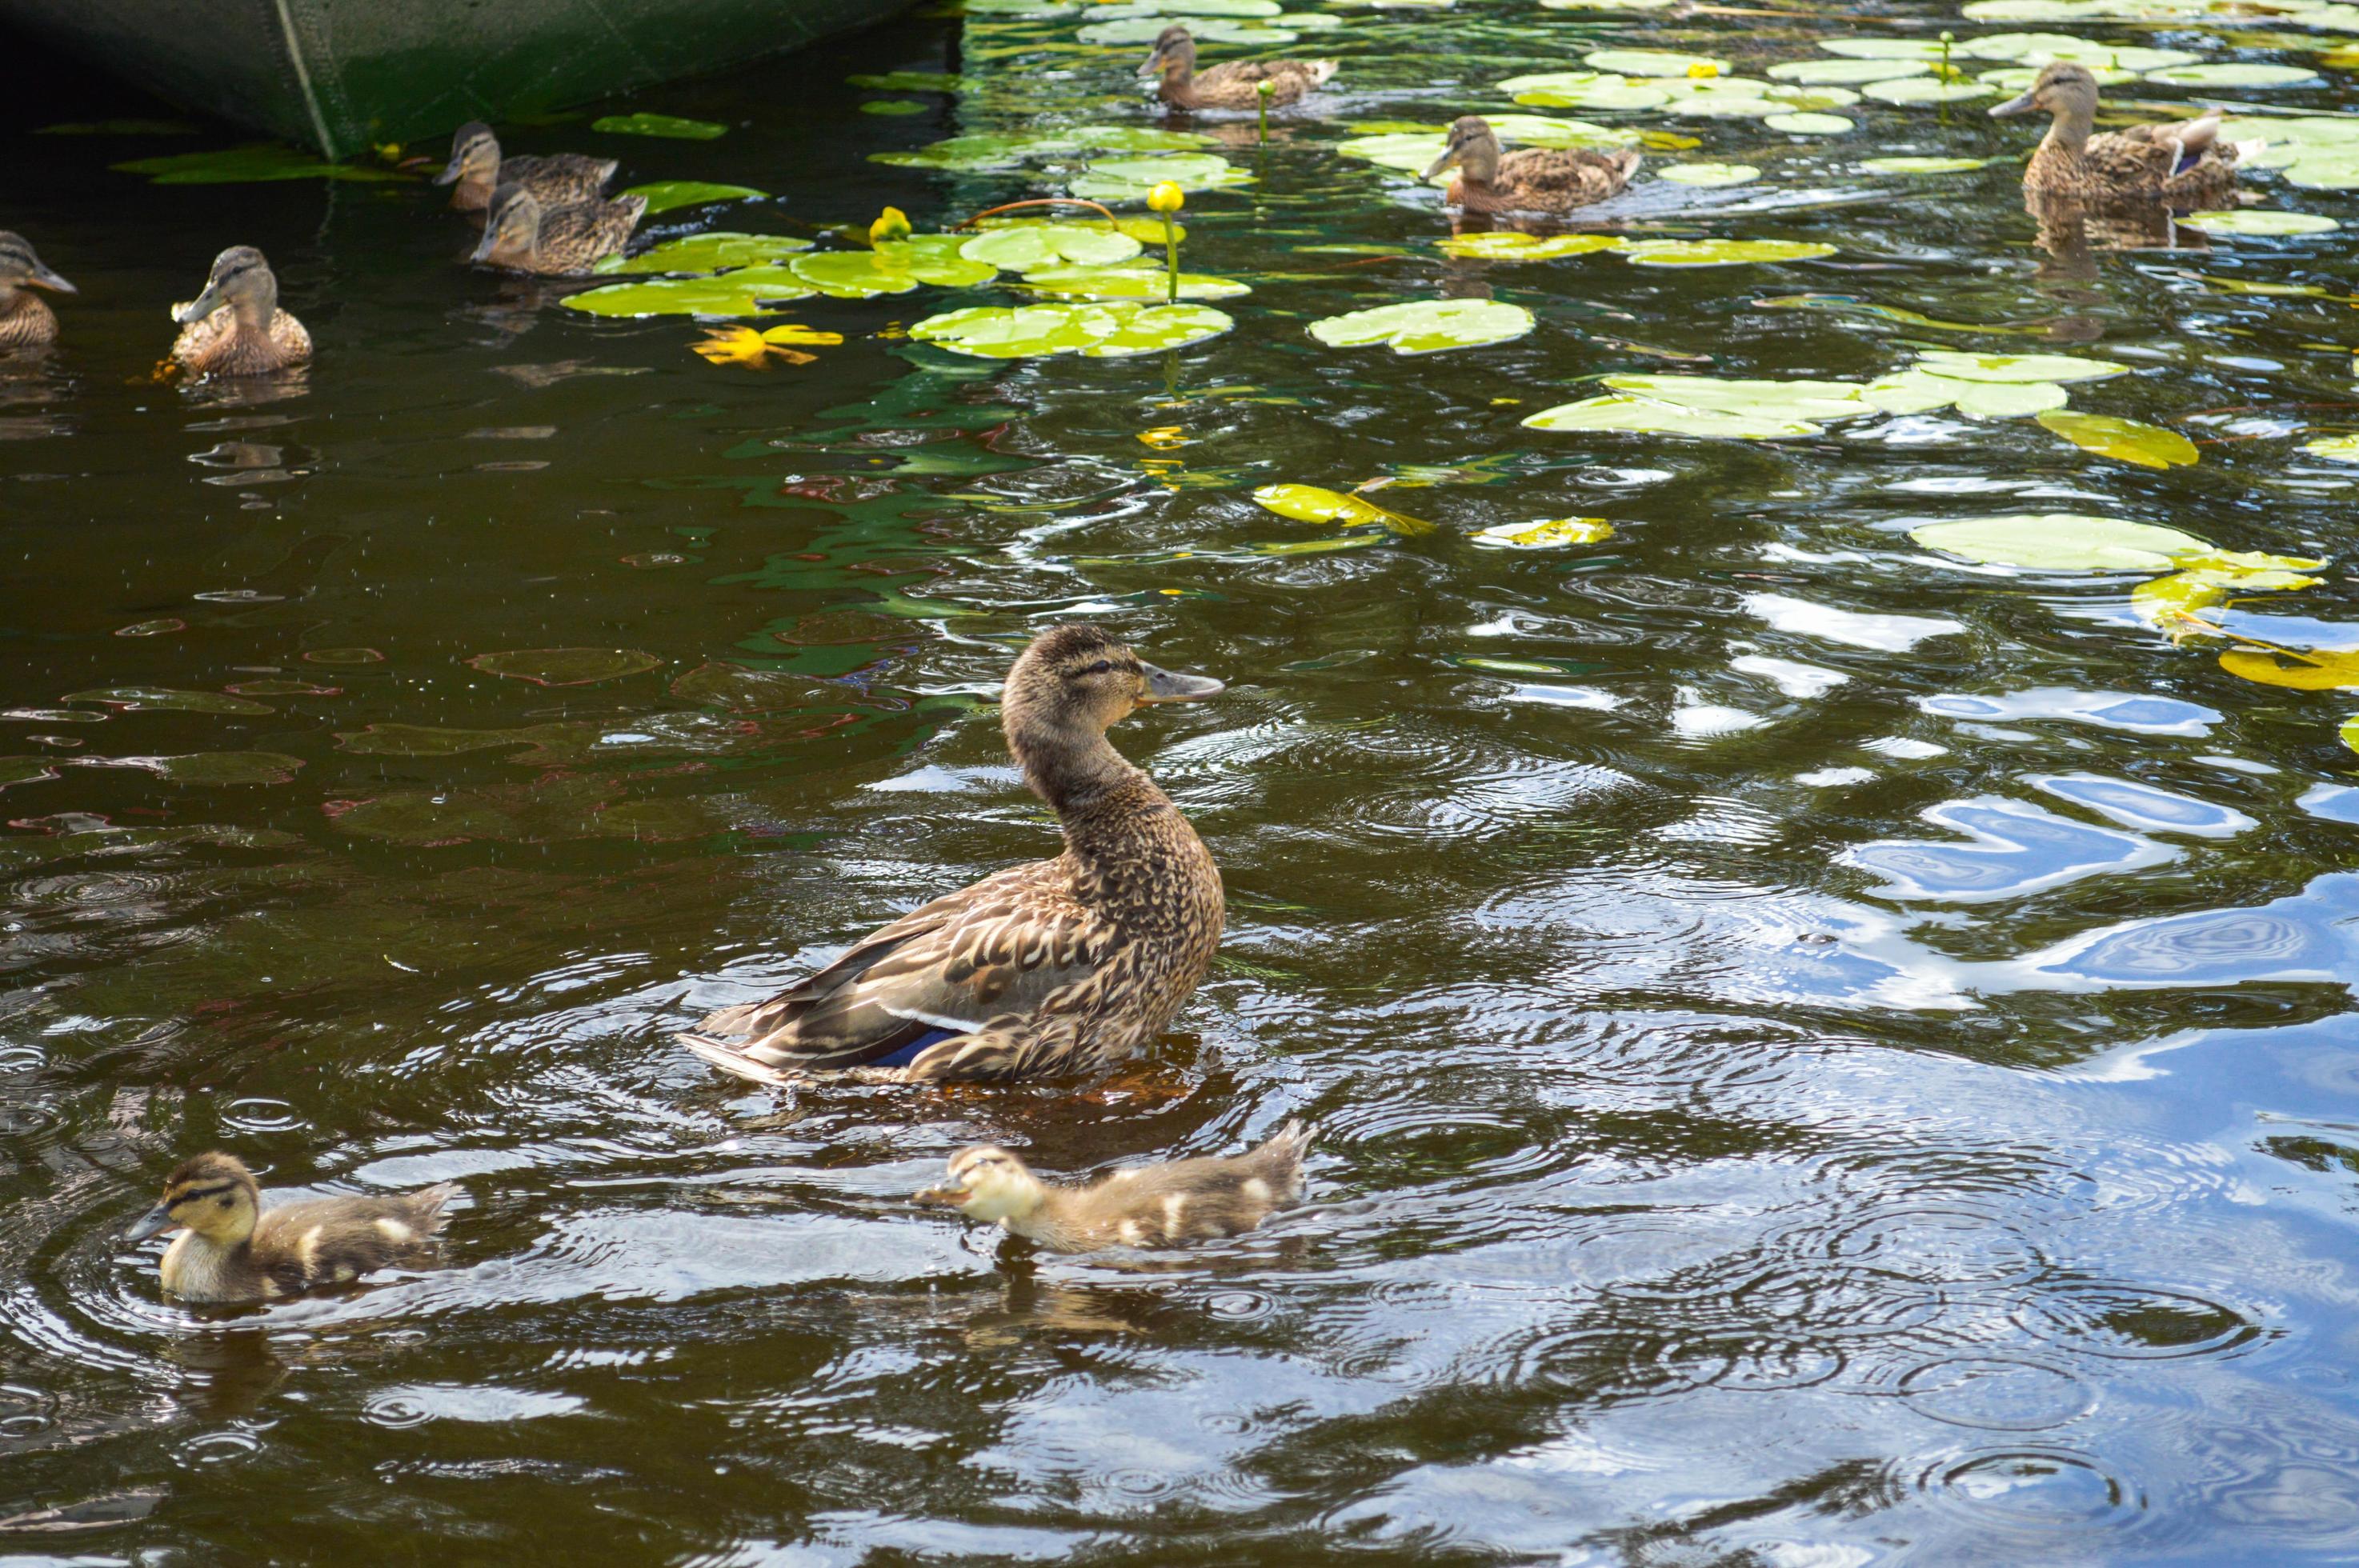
[2220,647,2359,690]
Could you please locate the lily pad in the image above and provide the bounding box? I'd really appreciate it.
[2221,648,2359,690]
[597,232,814,274]
[909,302,1233,358]
[2037,410,2199,467]
[859,99,931,114]
[1473,517,1616,547]
[846,70,977,92]
[959,224,1143,270]
[1308,298,1534,354]
[561,266,815,317]
[1618,238,1836,266]
[2179,209,2337,236]
[1436,232,1624,259]
[2304,434,2359,462]
[1820,38,1953,58]
[1863,156,1995,174]
[1863,77,2003,104]
[1909,514,2208,570]
[622,182,768,214]
[1864,370,2066,417]
[112,144,407,184]
[1019,266,1248,300]
[1252,483,1436,534]
[74,752,304,786]
[62,686,274,714]
[1766,112,1858,134]
[468,649,663,686]
[875,125,1208,172]
[2145,62,2319,86]
[1071,153,1252,201]
[1915,349,2125,383]
[1767,58,1932,83]
[1077,14,1288,41]
[592,113,728,139]
[1524,393,1825,438]
[1658,162,1760,186]
[791,238,998,298]
[1587,49,1731,74]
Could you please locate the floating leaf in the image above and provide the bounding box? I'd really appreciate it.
[467,648,664,686]
[73,752,304,785]
[1821,38,1952,58]
[1765,112,1856,134]
[592,113,728,139]
[562,267,814,317]
[1019,266,1248,300]
[1072,153,1252,201]
[959,224,1143,270]
[1863,78,2003,104]
[1909,515,2209,570]
[877,125,1209,171]
[860,99,931,115]
[2037,410,2199,468]
[622,182,767,214]
[1436,232,1624,259]
[112,144,406,184]
[1306,298,1533,354]
[1077,14,1292,40]
[2304,434,2359,462]
[598,232,814,274]
[791,238,998,297]
[1473,517,1615,547]
[1252,483,1436,534]
[1522,393,1827,439]
[1960,33,2195,69]
[62,687,273,715]
[1913,349,2125,384]
[2178,209,2337,236]
[1862,156,1994,174]
[845,70,977,92]
[1767,58,1931,83]
[1658,162,1760,186]
[2145,62,2319,86]
[1586,48,1730,74]
[910,301,1233,358]
[1618,238,1836,266]
[2220,648,2359,690]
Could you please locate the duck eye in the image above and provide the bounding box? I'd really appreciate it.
[218,1196,234,1208]
[1084,659,1113,675]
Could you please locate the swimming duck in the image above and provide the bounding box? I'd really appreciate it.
[168,246,311,377]
[1990,62,2261,205]
[1139,25,1336,110]
[916,1122,1312,1251]
[434,122,618,214]
[1424,116,1640,215]
[683,622,1226,1084]
[471,186,647,276]
[0,233,74,350]
[124,1151,454,1303]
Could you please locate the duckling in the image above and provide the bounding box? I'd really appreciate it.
[1990,62,2263,206]
[470,185,647,276]
[434,121,619,214]
[1424,115,1640,215]
[0,232,74,350]
[124,1151,454,1303]
[1139,25,1336,111]
[916,1122,1312,1251]
[168,246,311,377]
[683,622,1226,1084]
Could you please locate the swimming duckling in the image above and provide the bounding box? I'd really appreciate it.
[125,1151,454,1303]
[1424,115,1640,215]
[0,232,74,350]
[1139,25,1336,111]
[434,121,619,214]
[1990,62,2262,206]
[168,246,311,377]
[916,1122,1312,1251]
[470,185,647,276]
[682,622,1226,1084]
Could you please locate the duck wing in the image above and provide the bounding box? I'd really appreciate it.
[507,151,620,205]
[2085,130,2177,187]
[251,1187,453,1293]
[1498,146,1640,205]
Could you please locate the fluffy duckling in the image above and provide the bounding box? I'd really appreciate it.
[168,246,311,377]
[434,121,619,214]
[917,1122,1312,1251]
[0,232,75,350]
[1139,25,1336,111]
[1424,115,1640,215]
[125,1151,454,1303]
[683,623,1226,1084]
[1991,62,2262,206]
[471,185,647,276]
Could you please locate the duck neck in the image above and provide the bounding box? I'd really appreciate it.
[1009,717,1157,854]
[1460,138,1502,186]
[2041,104,2094,164]
[228,286,276,342]
[1159,62,1200,107]
[161,1229,250,1297]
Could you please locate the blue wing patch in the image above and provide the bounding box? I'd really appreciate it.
[871,1026,961,1068]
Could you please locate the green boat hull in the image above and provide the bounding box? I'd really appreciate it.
[0,0,914,158]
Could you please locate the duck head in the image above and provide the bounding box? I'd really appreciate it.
[1424,115,1502,182]
[1002,622,1222,747]
[1989,62,2101,127]
[126,1151,262,1246]
[1138,24,1196,78]
[435,121,501,189]
[0,232,74,295]
[172,246,278,326]
[471,186,543,265]
[915,1146,1049,1224]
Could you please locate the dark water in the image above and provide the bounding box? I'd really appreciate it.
[6,2,2359,1560]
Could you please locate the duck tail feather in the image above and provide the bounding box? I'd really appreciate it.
[679,1032,799,1086]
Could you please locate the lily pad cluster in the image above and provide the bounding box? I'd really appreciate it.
[566,234,999,317]
[1962,0,2359,30]
[2215,117,2359,190]
[1433,231,1836,267]
[1072,0,1343,44]
[1497,62,1864,119]
[909,302,1234,358]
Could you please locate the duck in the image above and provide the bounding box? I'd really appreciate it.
[683,622,1227,1084]
[0,232,74,350]
[123,1150,454,1303]
[1139,25,1336,111]
[916,1122,1312,1251]
[1990,62,2263,205]
[168,246,312,377]
[433,121,618,214]
[470,185,647,276]
[1424,116,1640,215]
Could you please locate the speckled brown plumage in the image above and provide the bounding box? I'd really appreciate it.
[1140,25,1335,110]
[0,232,74,350]
[1993,62,2259,205]
[435,121,618,214]
[682,623,1226,1084]
[1425,116,1639,215]
[471,186,647,276]
[126,1151,453,1303]
[168,246,310,377]
[917,1122,1312,1251]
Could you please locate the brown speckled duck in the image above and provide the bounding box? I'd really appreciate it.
[683,623,1226,1084]
[0,233,74,350]
[1139,25,1336,110]
[434,121,619,214]
[1424,115,1640,215]
[169,246,311,377]
[125,1151,454,1303]
[917,1122,1312,1251]
[1991,62,2262,205]
[471,185,647,276]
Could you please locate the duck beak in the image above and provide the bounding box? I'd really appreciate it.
[170,279,225,325]
[431,155,465,186]
[1136,46,1165,77]
[1422,143,1463,180]
[1989,90,2038,117]
[469,226,501,263]
[124,1204,177,1242]
[1139,662,1224,703]
[26,263,74,294]
[913,1184,969,1208]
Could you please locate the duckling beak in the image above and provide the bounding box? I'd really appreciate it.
[1989,90,2039,118]
[26,263,74,294]
[170,281,226,325]
[913,1184,969,1208]
[1138,662,1224,703]
[124,1204,177,1242]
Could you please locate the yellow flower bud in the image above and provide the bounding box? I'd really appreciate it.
[1147,181,1185,214]
[1256,78,1276,97]
[1687,62,1719,79]
[868,205,912,245]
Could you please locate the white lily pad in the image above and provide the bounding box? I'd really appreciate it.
[1913,348,2126,383]
[2304,434,2359,461]
[1658,162,1760,186]
[1522,393,1826,438]
[1909,514,2209,570]
[959,223,1144,270]
[2179,209,2338,235]
[1618,238,1836,266]
[1071,153,1252,201]
[597,232,814,274]
[1077,15,1289,42]
[1863,77,2004,104]
[1862,155,1995,174]
[1306,298,1535,354]
[1512,81,1675,110]
[561,266,815,317]
[2145,62,2320,86]
[1765,112,1856,134]
[1767,58,1932,83]
[1587,48,1731,74]
[909,301,1232,358]
[1821,38,1952,58]
[1019,265,1249,299]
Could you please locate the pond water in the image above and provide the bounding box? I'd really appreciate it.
[6,0,2359,1559]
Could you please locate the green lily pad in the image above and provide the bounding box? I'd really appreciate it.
[1077,14,1290,40]
[112,144,407,184]
[2286,155,2359,191]
[1914,348,2126,383]
[845,70,977,92]
[910,301,1234,358]
[860,99,931,115]
[1767,58,1932,83]
[1307,298,1535,354]
[1523,393,1826,439]
[1019,266,1248,299]
[621,182,768,214]
[1484,114,1641,149]
[2037,410,2199,467]
[1252,482,1436,534]
[1863,156,1995,174]
[62,686,274,714]
[1820,38,1952,58]
[1909,514,2218,570]
[1765,112,1856,134]
[875,125,1208,171]
[1511,80,1676,111]
[468,648,664,686]
[1659,162,1760,186]
[1608,374,1867,420]
[959,223,1143,270]
[1618,238,1836,266]
[2145,62,2319,86]
[1863,77,2003,104]
[791,238,998,298]
[2304,434,2359,461]
[1473,517,1615,547]
[1978,62,2137,88]
[597,232,814,274]
[1586,49,1731,74]
[1071,153,1252,201]
[1436,232,1625,259]
[1090,0,1282,13]
[592,113,728,139]
[2180,209,2338,235]
[561,266,815,317]
[1336,130,1452,170]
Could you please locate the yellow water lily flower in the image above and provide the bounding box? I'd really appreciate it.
[1687,62,1719,79]
[869,206,913,245]
[691,324,845,368]
[1147,182,1186,214]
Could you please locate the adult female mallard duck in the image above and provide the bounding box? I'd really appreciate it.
[0,232,74,350]
[434,121,618,214]
[1991,62,2262,205]
[1424,115,1640,215]
[125,1151,454,1303]
[1139,25,1336,110]
[917,1122,1312,1251]
[683,623,1226,1084]
[471,186,647,276]
[168,246,311,377]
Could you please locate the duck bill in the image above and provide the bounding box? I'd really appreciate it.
[124,1204,177,1242]
[1135,46,1166,77]
[1138,663,1224,703]
[431,156,466,186]
[913,1185,969,1208]
[26,264,74,294]
[1422,147,1462,180]
[468,226,502,264]
[1989,90,2038,117]
[170,281,225,325]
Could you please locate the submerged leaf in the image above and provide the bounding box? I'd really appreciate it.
[62,686,274,714]
[1252,483,1436,534]
[467,648,664,686]
[2036,410,2198,468]
[1306,298,1534,354]
[910,302,1233,358]
[592,113,729,139]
